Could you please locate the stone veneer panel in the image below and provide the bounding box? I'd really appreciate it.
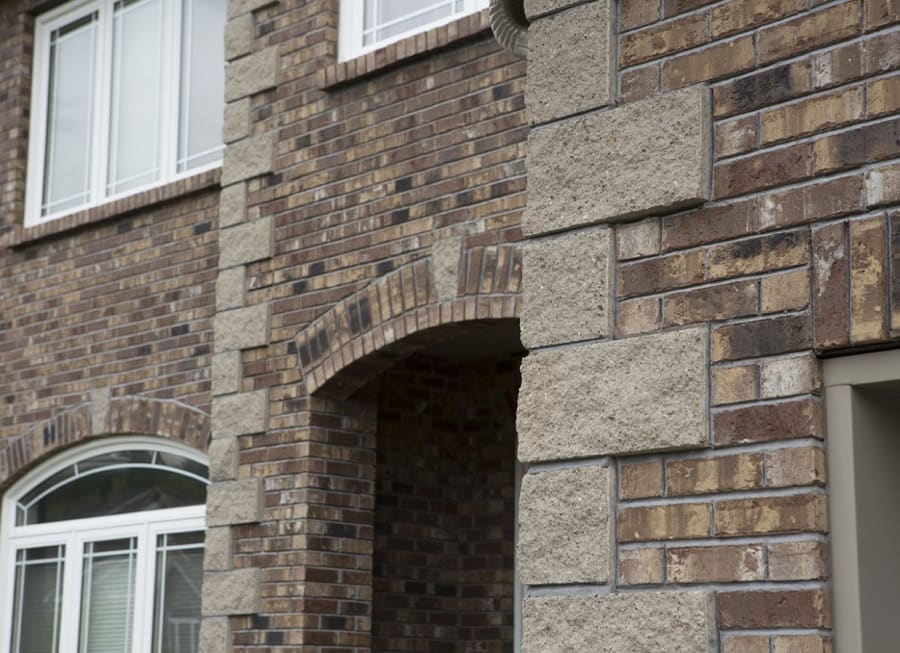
[521,228,612,348]
[524,85,711,235]
[212,388,268,438]
[212,351,242,396]
[522,592,716,652]
[224,98,251,144]
[517,327,708,461]
[201,569,262,615]
[220,183,247,227]
[206,478,264,526]
[216,267,245,310]
[524,0,587,20]
[208,436,240,481]
[203,526,233,571]
[225,13,253,61]
[219,216,274,269]
[221,133,276,185]
[225,46,279,102]
[214,304,269,352]
[431,236,463,302]
[198,617,231,653]
[527,0,613,124]
[518,465,611,584]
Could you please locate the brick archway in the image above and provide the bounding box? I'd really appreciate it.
[294,243,522,398]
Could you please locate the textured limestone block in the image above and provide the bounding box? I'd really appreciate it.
[212,388,268,438]
[198,617,231,653]
[91,387,111,433]
[204,527,233,571]
[525,86,711,235]
[225,13,253,61]
[222,132,275,185]
[201,569,261,616]
[206,478,264,526]
[219,217,273,269]
[216,267,245,311]
[527,1,613,124]
[518,465,611,584]
[223,98,251,144]
[212,351,242,397]
[517,327,708,461]
[220,183,246,228]
[225,47,279,101]
[521,229,612,348]
[431,236,462,302]
[524,0,585,19]
[522,591,716,652]
[208,436,240,481]
[228,0,275,18]
[214,304,269,352]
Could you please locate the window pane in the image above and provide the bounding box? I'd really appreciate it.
[364,1,454,45]
[178,0,225,172]
[11,546,64,653]
[108,0,165,195]
[41,13,97,217]
[152,534,203,653]
[79,539,137,653]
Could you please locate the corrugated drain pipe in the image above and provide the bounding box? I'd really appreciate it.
[490,0,529,57]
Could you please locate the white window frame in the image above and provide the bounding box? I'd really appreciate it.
[25,0,224,227]
[338,0,489,62]
[0,437,208,653]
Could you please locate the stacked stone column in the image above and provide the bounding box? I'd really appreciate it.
[516,0,717,650]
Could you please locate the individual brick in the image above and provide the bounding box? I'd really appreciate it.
[618,249,705,298]
[201,568,262,616]
[708,230,808,280]
[760,85,864,144]
[715,115,759,158]
[663,279,758,327]
[518,328,708,460]
[767,539,829,580]
[713,397,823,445]
[715,493,828,536]
[865,0,900,29]
[522,592,715,652]
[225,46,279,101]
[759,175,862,231]
[718,588,831,629]
[713,60,812,118]
[868,73,900,117]
[723,636,769,653]
[222,132,276,185]
[849,216,888,344]
[760,354,820,399]
[521,229,612,348]
[662,200,757,252]
[814,40,863,89]
[212,388,269,438]
[667,544,765,583]
[527,1,614,123]
[206,478,264,527]
[618,547,664,585]
[620,64,660,102]
[812,221,850,349]
[864,29,900,76]
[712,314,811,361]
[518,466,611,584]
[761,268,809,313]
[214,304,269,352]
[620,12,708,67]
[757,1,861,65]
[663,0,717,16]
[714,142,814,198]
[618,502,712,542]
[712,364,758,405]
[866,161,900,207]
[814,117,900,174]
[772,635,832,652]
[893,211,900,331]
[524,86,711,234]
[766,445,827,488]
[616,297,661,336]
[667,453,763,495]
[711,0,806,38]
[620,0,661,31]
[663,35,756,90]
[620,459,663,499]
[617,218,660,260]
[228,0,274,18]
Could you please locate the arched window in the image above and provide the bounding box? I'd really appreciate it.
[0,437,208,653]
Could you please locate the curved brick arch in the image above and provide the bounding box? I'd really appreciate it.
[0,393,210,489]
[295,244,523,398]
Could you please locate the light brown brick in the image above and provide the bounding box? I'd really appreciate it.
[617,503,712,542]
[761,269,809,313]
[716,115,759,158]
[715,493,828,536]
[621,12,708,66]
[868,73,900,117]
[768,540,829,581]
[865,0,900,29]
[618,250,706,298]
[616,297,661,336]
[723,635,770,653]
[758,1,862,65]
[708,230,808,280]
[718,589,831,629]
[662,200,757,252]
[712,364,758,405]
[617,218,660,260]
[759,175,863,231]
[621,0,661,31]
[866,160,900,207]
[667,544,765,582]
[620,64,660,102]
[620,460,663,499]
[712,0,806,38]
[663,280,758,327]
[850,216,888,344]
[760,354,820,399]
[812,221,850,349]
[814,41,863,89]
[667,454,763,495]
[663,35,756,90]
[766,445,827,487]
[712,314,812,362]
[618,547,664,585]
[814,117,900,174]
[761,85,864,144]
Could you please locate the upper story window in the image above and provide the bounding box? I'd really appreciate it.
[0,438,208,653]
[338,0,489,61]
[25,0,226,226]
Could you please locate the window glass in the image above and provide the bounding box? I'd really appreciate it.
[79,539,137,653]
[10,546,65,653]
[152,533,204,653]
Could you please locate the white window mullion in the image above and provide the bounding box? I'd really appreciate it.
[160,0,181,183]
[58,536,82,653]
[132,523,154,653]
[92,0,114,205]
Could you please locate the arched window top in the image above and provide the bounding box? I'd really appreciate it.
[10,440,208,527]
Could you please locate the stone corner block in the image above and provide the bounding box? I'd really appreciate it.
[219,216,274,269]
[518,465,611,585]
[90,387,111,433]
[201,568,262,616]
[222,132,276,186]
[212,388,269,438]
[527,0,614,124]
[517,327,709,461]
[214,304,269,352]
[521,228,612,348]
[216,267,246,311]
[431,236,463,302]
[225,46,279,102]
[522,591,716,652]
[206,478,264,526]
[204,526,234,571]
[224,98,251,144]
[228,0,276,19]
[208,436,240,481]
[523,0,586,20]
[524,85,712,236]
[198,617,231,653]
[212,351,242,397]
[225,13,253,61]
[220,183,247,228]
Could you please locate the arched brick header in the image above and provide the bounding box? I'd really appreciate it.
[295,244,523,398]
[0,393,210,488]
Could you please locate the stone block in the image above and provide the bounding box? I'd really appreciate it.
[201,569,261,616]
[212,351,242,397]
[521,229,612,348]
[222,133,275,185]
[212,388,268,438]
[206,478,264,526]
[220,183,246,228]
[431,236,463,302]
[223,98,251,144]
[214,304,269,352]
[524,85,711,235]
[204,527,233,571]
[524,0,587,20]
[91,387,111,433]
[225,47,279,102]
[219,217,273,269]
[518,465,611,584]
[527,1,613,124]
[225,13,253,61]
[216,267,245,311]
[522,591,716,652]
[198,617,231,653]
[517,327,708,461]
[228,0,276,18]
[209,436,240,481]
